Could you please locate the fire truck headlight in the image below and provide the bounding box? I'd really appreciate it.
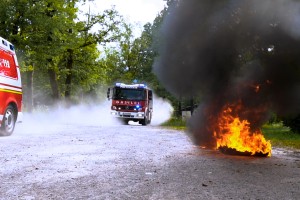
[111,111,117,115]
[112,106,117,110]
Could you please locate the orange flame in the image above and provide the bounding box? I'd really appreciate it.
[214,104,272,157]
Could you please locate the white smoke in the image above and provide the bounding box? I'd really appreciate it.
[15,94,173,134]
[151,94,174,125]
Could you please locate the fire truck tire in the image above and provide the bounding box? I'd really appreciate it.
[147,112,152,124]
[141,117,147,126]
[141,111,150,126]
[0,105,16,136]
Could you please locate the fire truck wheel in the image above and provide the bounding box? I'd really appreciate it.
[0,105,16,136]
[141,112,149,126]
[140,117,147,126]
[147,112,152,124]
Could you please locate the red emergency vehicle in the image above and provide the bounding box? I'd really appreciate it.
[0,36,22,136]
[107,83,153,125]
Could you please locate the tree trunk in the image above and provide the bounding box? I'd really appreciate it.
[190,97,194,115]
[24,70,34,112]
[48,68,60,101]
[65,49,73,100]
[176,99,182,118]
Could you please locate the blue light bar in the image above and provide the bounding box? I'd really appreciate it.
[115,83,147,89]
[137,84,146,88]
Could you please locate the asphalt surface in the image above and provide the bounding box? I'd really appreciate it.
[0,115,300,200]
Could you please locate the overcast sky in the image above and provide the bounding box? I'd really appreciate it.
[79,0,167,36]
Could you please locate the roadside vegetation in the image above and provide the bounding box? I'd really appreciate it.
[161,118,300,150]
[161,117,187,130]
[262,122,300,149]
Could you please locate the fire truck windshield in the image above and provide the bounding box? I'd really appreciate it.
[113,88,146,101]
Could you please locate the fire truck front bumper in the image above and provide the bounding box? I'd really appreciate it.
[110,111,145,119]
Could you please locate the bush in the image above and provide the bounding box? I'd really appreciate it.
[282,114,300,134]
[161,117,187,129]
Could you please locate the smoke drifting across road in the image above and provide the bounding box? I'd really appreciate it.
[17,95,172,134]
[153,0,300,147]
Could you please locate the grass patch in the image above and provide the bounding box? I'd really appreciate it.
[262,123,300,149]
[160,117,187,130]
[161,118,300,149]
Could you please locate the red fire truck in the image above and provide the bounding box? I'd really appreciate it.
[0,36,22,136]
[107,83,153,125]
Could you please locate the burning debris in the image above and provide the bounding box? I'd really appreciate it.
[214,102,271,157]
[153,0,300,156]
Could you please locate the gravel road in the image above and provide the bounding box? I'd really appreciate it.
[1,110,300,200]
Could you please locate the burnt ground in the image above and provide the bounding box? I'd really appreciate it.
[0,120,300,200]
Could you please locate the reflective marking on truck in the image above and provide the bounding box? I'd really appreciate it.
[0,83,22,93]
[0,49,18,79]
[0,58,10,68]
[115,101,139,105]
[0,82,22,90]
[0,83,22,94]
[0,88,22,94]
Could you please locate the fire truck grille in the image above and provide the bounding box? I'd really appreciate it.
[122,114,132,118]
[118,106,137,111]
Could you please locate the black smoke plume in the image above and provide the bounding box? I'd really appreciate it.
[153,0,300,148]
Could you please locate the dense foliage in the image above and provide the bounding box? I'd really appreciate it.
[0,0,127,109]
[0,0,185,113]
[282,115,300,134]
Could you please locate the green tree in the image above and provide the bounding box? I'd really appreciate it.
[0,0,127,109]
[100,1,178,107]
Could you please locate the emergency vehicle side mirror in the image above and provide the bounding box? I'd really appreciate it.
[107,88,111,100]
[148,90,153,100]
